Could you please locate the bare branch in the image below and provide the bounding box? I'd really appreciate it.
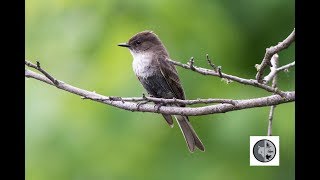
[168,59,286,96]
[277,61,295,72]
[25,68,295,116]
[266,54,279,136]
[264,59,295,84]
[267,105,276,136]
[271,59,279,90]
[206,54,216,69]
[187,57,195,70]
[25,60,59,85]
[217,66,222,78]
[25,60,236,106]
[255,29,295,82]
[263,54,279,84]
[82,95,236,105]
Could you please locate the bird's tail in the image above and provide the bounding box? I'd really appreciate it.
[162,114,174,128]
[175,115,205,152]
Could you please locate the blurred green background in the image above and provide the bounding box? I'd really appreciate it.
[26,0,295,179]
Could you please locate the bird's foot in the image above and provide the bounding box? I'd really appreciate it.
[136,100,151,110]
[154,102,166,113]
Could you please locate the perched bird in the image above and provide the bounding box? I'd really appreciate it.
[118,31,205,152]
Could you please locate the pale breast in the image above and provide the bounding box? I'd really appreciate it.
[131,51,157,77]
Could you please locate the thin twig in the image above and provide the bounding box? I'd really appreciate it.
[25,60,59,85]
[267,105,275,136]
[188,57,195,70]
[264,59,295,84]
[267,55,279,136]
[206,54,215,69]
[276,61,295,72]
[168,59,286,96]
[256,29,295,82]
[217,66,222,78]
[263,54,279,84]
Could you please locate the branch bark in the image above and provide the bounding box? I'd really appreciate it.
[87,95,237,105]
[168,59,286,96]
[25,68,294,116]
[263,54,279,84]
[267,105,275,136]
[267,54,279,136]
[277,61,295,72]
[255,29,295,82]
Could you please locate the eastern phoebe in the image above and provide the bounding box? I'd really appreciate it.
[118,31,205,152]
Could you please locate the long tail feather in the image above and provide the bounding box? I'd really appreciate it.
[175,115,205,152]
[162,114,174,128]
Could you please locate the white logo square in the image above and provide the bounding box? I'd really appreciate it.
[250,136,279,166]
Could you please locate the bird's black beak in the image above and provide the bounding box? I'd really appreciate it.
[118,43,131,48]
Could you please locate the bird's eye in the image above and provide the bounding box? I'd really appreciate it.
[136,41,141,45]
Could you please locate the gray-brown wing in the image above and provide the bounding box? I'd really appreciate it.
[157,56,185,101]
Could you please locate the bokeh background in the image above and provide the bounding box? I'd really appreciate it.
[26,0,295,179]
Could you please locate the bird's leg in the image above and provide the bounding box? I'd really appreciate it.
[136,100,151,110]
[154,102,167,113]
[136,93,151,110]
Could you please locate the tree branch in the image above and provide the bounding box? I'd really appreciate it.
[25,29,295,138]
[255,29,295,82]
[89,95,237,105]
[168,59,286,96]
[267,54,279,136]
[25,67,295,116]
[267,105,276,136]
[263,54,279,84]
[25,60,59,85]
[264,59,295,84]
[26,25,295,117]
[276,61,295,72]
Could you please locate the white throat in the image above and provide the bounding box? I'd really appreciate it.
[131,51,155,77]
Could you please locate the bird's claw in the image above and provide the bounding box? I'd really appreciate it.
[154,102,166,112]
[136,100,151,110]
